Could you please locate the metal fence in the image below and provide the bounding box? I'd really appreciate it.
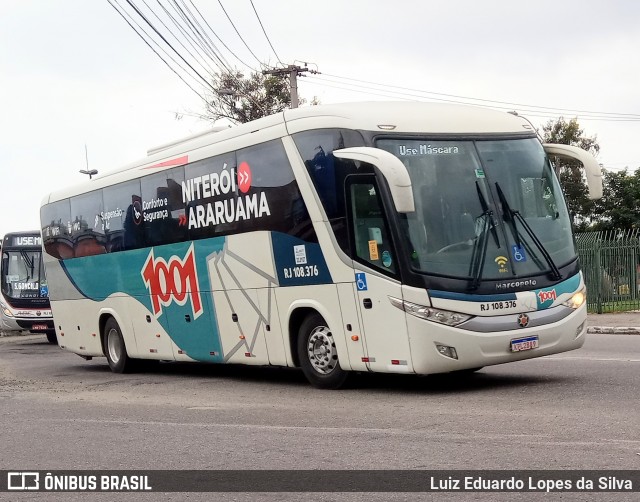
[575,229,640,313]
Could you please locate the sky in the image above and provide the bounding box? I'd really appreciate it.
[1,0,640,236]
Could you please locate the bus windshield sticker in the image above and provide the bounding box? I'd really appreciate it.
[382,250,393,268]
[368,241,379,261]
[494,256,509,273]
[512,244,527,263]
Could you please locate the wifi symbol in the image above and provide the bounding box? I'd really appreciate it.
[495,256,508,269]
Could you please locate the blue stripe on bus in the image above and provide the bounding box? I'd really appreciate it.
[534,273,582,309]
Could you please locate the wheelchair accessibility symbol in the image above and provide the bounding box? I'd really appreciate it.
[512,244,527,263]
[355,273,368,291]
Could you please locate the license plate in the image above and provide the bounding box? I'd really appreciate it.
[510,335,539,352]
[31,324,48,331]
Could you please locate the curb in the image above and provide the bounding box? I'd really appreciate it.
[587,327,640,335]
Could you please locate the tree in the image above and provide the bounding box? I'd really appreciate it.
[591,168,640,231]
[542,117,600,230]
[203,70,291,124]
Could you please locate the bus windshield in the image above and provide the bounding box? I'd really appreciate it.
[1,249,45,300]
[376,137,575,284]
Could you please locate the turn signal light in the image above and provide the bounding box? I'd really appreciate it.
[435,344,458,360]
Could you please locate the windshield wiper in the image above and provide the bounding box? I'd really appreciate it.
[495,182,562,281]
[475,182,499,248]
[468,182,499,290]
[21,251,35,280]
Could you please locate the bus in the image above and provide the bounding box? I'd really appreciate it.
[1,231,56,343]
[39,102,602,388]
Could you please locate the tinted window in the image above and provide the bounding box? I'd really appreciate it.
[1,249,45,300]
[293,129,367,251]
[70,190,105,257]
[141,168,187,246]
[41,199,73,259]
[237,140,314,239]
[103,179,143,252]
[183,152,239,240]
[42,140,319,260]
[347,176,397,276]
[184,140,316,241]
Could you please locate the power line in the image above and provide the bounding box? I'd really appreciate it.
[110,0,276,120]
[249,0,282,66]
[107,0,207,101]
[312,73,640,121]
[216,0,264,67]
[305,75,414,102]
[162,0,229,73]
[122,0,217,91]
[143,0,222,79]
[186,0,258,72]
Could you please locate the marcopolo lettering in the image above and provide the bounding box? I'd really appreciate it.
[496,279,537,290]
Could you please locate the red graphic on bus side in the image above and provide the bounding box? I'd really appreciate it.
[237,161,252,194]
[141,244,203,319]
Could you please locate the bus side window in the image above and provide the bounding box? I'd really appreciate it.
[70,191,106,258]
[346,176,397,275]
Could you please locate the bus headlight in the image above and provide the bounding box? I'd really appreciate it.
[389,297,472,326]
[1,303,14,318]
[562,288,586,309]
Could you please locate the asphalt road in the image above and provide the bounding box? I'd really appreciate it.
[0,333,638,501]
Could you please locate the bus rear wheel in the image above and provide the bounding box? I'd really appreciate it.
[103,317,135,373]
[297,313,348,389]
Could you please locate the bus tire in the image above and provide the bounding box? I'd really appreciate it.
[297,313,348,389]
[103,317,135,374]
[46,330,58,344]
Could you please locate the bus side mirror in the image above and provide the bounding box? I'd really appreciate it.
[543,143,603,200]
[333,147,415,213]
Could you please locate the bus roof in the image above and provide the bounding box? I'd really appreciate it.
[41,101,534,204]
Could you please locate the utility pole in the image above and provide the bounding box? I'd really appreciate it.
[263,64,317,108]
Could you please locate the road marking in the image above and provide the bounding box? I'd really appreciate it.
[542,355,640,362]
[42,418,640,447]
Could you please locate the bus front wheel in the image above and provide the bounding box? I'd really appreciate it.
[297,313,348,389]
[103,318,135,373]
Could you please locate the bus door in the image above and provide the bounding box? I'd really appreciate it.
[345,176,413,374]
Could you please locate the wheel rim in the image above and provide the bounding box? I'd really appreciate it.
[107,328,122,364]
[306,325,338,375]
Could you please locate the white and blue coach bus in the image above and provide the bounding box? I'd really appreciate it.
[40,102,602,388]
